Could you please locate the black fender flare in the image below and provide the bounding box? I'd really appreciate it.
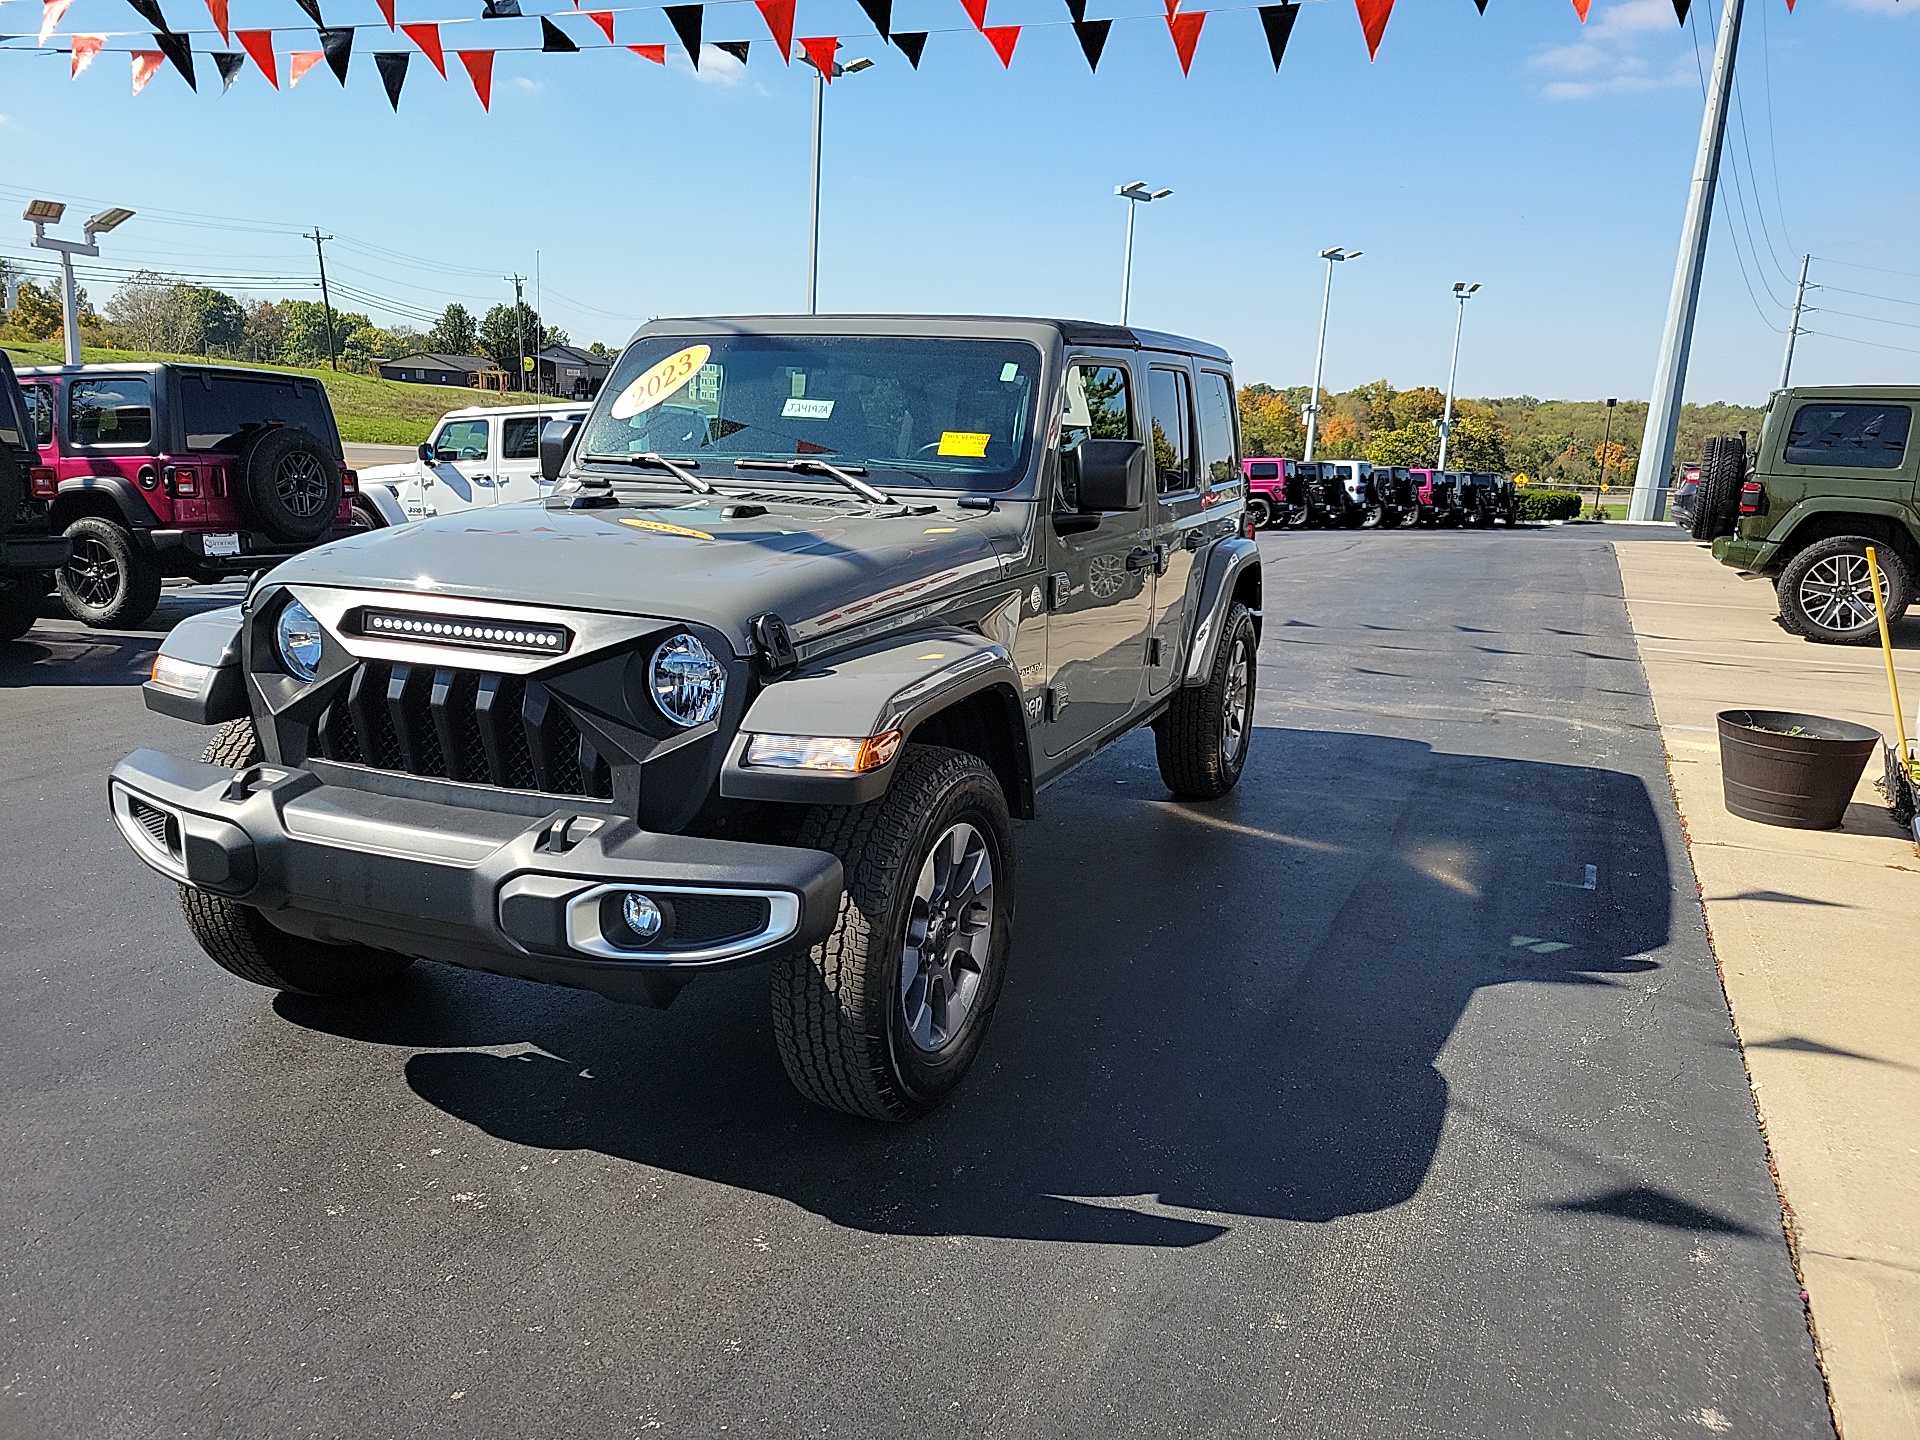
[51,474,158,535]
[1182,538,1262,687]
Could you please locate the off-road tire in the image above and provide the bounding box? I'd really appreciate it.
[1690,436,1744,542]
[204,716,264,769]
[0,575,43,641]
[772,745,1015,1122]
[1247,496,1274,530]
[56,516,162,628]
[1775,535,1913,644]
[1402,504,1427,528]
[1359,504,1384,529]
[1286,503,1312,529]
[235,426,341,545]
[1154,602,1256,801]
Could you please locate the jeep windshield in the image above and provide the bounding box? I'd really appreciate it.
[578,335,1041,493]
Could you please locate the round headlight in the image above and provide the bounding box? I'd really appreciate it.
[650,633,725,728]
[276,599,325,681]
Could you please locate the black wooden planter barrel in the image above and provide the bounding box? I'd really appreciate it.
[1717,709,1880,830]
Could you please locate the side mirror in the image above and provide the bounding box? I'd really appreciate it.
[417,441,435,465]
[540,418,582,482]
[1073,438,1147,512]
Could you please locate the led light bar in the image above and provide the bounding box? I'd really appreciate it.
[358,608,571,656]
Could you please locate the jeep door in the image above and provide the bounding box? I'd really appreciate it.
[1044,358,1153,758]
[495,412,585,505]
[1145,363,1233,698]
[420,416,495,512]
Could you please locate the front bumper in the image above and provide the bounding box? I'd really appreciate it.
[108,750,843,1007]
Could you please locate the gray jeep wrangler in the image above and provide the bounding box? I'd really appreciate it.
[109,316,1262,1120]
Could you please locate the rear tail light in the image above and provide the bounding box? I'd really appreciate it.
[341,467,359,494]
[164,465,198,497]
[29,467,55,498]
[1739,480,1763,516]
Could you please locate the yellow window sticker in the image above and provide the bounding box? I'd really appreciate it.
[618,516,715,541]
[609,344,711,420]
[937,431,990,458]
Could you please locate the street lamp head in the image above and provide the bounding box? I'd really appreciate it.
[85,207,135,237]
[1606,397,1618,408]
[24,199,65,225]
[842,56,873,72]
[1149,188,1172,200]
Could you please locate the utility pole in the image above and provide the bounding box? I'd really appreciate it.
[1629,0,1745,522]
[506,273,527,393]
[308,228,337,371]
[534,251,543,399]
[1438,281,1480,471]
[1304,247,1360,463]
[1780,253,1811,391]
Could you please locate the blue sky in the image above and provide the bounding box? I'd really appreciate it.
[1,0,1916,405]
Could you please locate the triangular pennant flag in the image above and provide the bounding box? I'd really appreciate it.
[753,0,792,59]
[203,0,227,41]
[214,48,242,86]
[891,29,925,65]
[1063,0,1085,19]
[585,9,614,42]
[1784,0,1793,9]
[375,49,407,106]
[1071,17,1107,69]
[1165,0,1178,16]
[539,15,577,50]
[1473,0,1486,11]
[455,47,492,105]
[70,32,103,74]
[1571,0,1589,18]
[714,38,749,62]
[131,47,165,91]
[664,4,701,64]
[293,0,321,26]
[124,0,168,30]
[289,48,323,83]
[628,42,665,61]
[39,0,75,46]
[376,0,394,28]
[855,0,890,40]
[798,33,836,77]
[1167,9,1202,73]
[482,0,521,13]
[402,22,444,75]
[1354,0,1392,59]
[237,26,277,83]
[1256,3,1296,69]
[154,29,197,88]
[959,0,987,30]
[1671,0,1689,19]
[983,22,1017,65]
[319,24,351,82]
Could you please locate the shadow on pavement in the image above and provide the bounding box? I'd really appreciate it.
[0,585,241,688]
[279,725,1683,1247]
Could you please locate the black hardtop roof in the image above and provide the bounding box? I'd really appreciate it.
[15,360,327,384]
[630,314,1232,364]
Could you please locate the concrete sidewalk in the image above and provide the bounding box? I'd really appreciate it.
[1616,541,1920,1440]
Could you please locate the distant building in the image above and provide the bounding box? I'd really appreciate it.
[534,345,612,400]
[377,354,497,387]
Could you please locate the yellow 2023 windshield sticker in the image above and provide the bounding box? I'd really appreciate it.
[937,431,990,458]
[619,516,715,541]
[609,344,711,419]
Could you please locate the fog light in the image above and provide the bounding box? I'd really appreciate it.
[620,892,663,941]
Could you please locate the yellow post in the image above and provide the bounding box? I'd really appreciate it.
[1864,545,1913,771]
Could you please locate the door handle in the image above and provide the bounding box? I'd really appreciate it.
[1183,530,1206,551]
[1126,546,1156,573]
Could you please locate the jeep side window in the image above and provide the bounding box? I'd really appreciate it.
[68,378,152,447]
[1147,368,1193,494]
[434,419,491,461]
[21,385,53,447]
[1196,371,1239,490]
[1059,364,1132,510]
[1784,403,1911,470]
[501,417,543,460]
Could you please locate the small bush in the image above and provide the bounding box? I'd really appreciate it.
[1517,490,1582,521]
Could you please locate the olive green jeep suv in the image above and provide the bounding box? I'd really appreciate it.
[1702,387,1919,643]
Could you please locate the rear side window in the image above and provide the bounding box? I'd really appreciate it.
[69,378,153,447]
[1248,461,1279,481]
[181,373,335,454]
[1785,403,1910,470]
[502,416,542,460]
[22,385,53,446]
[1196,371,1238,489]
[1147,367,1194,494]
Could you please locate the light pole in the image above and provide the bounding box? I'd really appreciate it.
[1596,396,1617,514]
[804,50,873,315]
[1115,181,1172,326]
[1303,246,1360,463]
[26,199,134,366]
[1437,280,1479,471]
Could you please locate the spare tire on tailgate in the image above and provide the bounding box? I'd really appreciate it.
[0,438,23,545]
[235,425,340,545]
[1689,434,1745,541]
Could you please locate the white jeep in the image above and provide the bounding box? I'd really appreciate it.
[359,401,590,520]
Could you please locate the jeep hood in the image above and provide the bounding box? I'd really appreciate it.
[264,497,1027,656]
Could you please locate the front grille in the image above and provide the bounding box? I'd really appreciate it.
[313,660,612,799]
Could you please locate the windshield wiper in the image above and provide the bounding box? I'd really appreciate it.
[736,458,893,505]
[579,452,715,495]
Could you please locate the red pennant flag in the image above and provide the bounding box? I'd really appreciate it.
[983,22,1017,64]
[131,48,166,92]
[203,0,228,40]
[1354,0,1392,59]
[628,42,665,61]
[1164,0,1178,14]
[39,0,75,44]
[456,48,493,108]
[754,0,793,61]
[289,49,324,84]
[70,31,103,74]
[237,27,278,86]
[1784,0,1793,9]
[799,33,838,77]
[1571,0,1590,17]
[585,9,614,41]
[959,0,988,29]
[402,22,444,76]
[1167,9,1202,73]
[376,0,394,27]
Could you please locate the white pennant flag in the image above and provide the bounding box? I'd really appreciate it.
[39,0,76,45]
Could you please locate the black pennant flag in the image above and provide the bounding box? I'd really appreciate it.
[664,4,701,66]
[214,49,243,88]
[153,28,197,87]
[1671,0,1689,20]
[1063,0,1085,20]
[1473,0,1487,10]
[1256,3,1298,69]
[714,38,749,62]
[481,0,521,14]
[540,15,577,49]
[855,0,890,40]
[375,50,408,107]
[125,0,168,28]
[294,0,322,25]
[1072,17,1108,71]
[320,24,352,81]
[891,29,925,66]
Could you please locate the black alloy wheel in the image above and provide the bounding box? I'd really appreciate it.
[55,516,162,627]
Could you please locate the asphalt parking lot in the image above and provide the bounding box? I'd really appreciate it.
[1,526,1835,1439]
